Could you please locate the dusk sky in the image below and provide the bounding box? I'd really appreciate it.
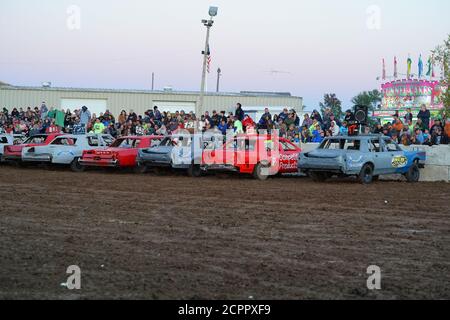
[1,0,449,110]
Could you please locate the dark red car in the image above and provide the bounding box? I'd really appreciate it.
[79,135,163,169]
[2,133,61,163]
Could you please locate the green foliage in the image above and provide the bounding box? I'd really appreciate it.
[319,94,343,119]
[432,34,450,119]
[351,90,382,112]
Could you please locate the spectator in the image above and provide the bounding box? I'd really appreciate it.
[417,104,431,129]
[430,127,449,145]
[302,113,313,128]
[92,118,105,134]
[329,120,340,136]
[80,106,91,126]
[235,103,244,122]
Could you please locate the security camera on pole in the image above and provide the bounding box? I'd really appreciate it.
[198,6,218,115]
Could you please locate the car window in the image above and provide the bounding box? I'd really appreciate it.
[149,139,161,148]
[384,139,400,152]
[320,139,360,150]
[52,138,76,146]
[173,137,191,147]
[343,140,360,151]
[280,140,297,151]
[369,139,381,152]
[27,136,46,144]
[101,136,114,146]
[110,138,133,148]
[88,136,99,147]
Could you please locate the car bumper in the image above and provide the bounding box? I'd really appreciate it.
[2,154,22,162]
[23,153,52,162]
[79,159,119,167]
[203,164,238,172]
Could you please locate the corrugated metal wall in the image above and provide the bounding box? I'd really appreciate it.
[0,87,302,116]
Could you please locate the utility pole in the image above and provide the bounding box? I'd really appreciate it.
[198,6,218,114]
[151,72,155,91]
[216,68,221,92]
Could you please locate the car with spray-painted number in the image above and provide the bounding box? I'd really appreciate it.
[298,135,426,184]
[21,134,114,171]
[79,135,163,170]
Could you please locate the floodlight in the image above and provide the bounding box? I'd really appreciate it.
[209,6,218,17]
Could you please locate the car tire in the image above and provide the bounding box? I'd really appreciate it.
[134,162,148,174]
[188,163,202,177]
[359,163,374,184]
[253,163,269,181]
[309,171,328,182]
[405,163,420,183]
[70,157,85,172]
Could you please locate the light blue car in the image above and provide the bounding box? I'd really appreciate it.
[298,135,426,184]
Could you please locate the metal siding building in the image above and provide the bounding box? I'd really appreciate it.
[0,83,302,118]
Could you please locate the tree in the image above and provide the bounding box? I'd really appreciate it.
[319,94,343,119]
[351,90,382,112]
[431,34,450,119]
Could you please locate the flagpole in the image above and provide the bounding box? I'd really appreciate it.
[198,8,217,115]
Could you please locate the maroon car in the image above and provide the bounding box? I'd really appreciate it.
[2,133,61,164]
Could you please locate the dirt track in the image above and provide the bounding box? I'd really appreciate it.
[0,165,449,300]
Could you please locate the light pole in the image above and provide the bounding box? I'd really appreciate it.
[216,68,221,92]
[198,6,218,114]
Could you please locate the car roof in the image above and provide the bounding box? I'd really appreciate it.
[118,135,164,140]
[324,134,390,141]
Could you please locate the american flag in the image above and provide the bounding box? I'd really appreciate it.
[207,45,211,73]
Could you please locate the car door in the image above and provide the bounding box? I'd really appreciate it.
[52,137,77,164]
[279,140,300,173]
[380,138,405,173]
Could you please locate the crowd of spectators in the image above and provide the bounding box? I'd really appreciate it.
[1,101,449,146]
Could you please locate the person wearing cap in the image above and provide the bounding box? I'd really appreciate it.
[80,106,91,126]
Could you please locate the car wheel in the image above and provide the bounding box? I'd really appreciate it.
[309,171,328,182]
[359,163,374,184]
[253,163,269,181]
[405,163,420,183]
[134,162,148,174]
[188,163,202,177]
[70,157,85,172]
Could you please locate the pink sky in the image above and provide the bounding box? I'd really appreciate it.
[1,0,449,110]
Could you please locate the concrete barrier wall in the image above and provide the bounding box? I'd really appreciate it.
[299,143,450,182]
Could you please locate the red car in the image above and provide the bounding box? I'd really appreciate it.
[201,134,301,180]
[79,135,163,169]
[2,133,61,163]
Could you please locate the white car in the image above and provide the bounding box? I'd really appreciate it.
[0,134,14,161]
[22,134,114,171]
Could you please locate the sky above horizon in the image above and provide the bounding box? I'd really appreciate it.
[1,0,449,110]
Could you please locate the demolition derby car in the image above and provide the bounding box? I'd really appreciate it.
[1,133,61,164]
[0,134,14,161]
[79,135,163,169]
[136,133,219,176]
[21,134,114,171]
[298,135,426,184]
[137,133,301,180]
